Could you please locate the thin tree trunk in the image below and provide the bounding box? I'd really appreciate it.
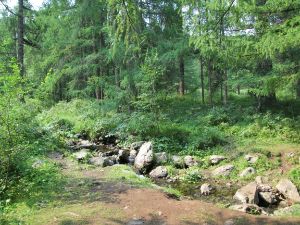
[18,0,24,77]
[200,57,205,104]
[179,56,185,96]
[208,59,213,105]
[237,85,241,95]
[223,70,228,104]
[220,82,223,102]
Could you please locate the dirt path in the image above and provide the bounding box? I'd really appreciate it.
[39,157,300,225]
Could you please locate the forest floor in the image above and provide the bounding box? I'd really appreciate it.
[15,155,300,225]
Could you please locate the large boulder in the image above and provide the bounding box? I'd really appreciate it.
[200,183,213,196]
[149,166,168,178]
[184,156,198,167]
[212,164,234,177]
[209,155,226,165]
[276,179,300,203]
[239,167,256,177]
[233,182,259,205]
[258,191,278,205]
[134,142,154,172]
[155,152,168,164]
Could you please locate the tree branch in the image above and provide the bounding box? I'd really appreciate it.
[0,0,17,16]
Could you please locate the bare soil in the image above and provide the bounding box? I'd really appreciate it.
[48,157,300,225]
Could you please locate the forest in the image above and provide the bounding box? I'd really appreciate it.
[0,0,300,224]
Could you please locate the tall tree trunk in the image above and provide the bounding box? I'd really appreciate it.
[179,56,185,96]
[115,66,120,88]
[200,57,205,104]
[18,0,24,77]
[220,82,223,102]
[223,70,228,104]
[297,79,300,99]
[208,59,213,105]
[237,84,240,95]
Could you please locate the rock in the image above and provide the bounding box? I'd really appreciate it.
[102,149,119,157]
[89,156,115,167]
[117,149,130,164]
[224,219,235,225]
[230,204,265,215]
[100,134,117,145]
[127,219,144,225]
[210,155,226,165]
[149,166,168,178]
[200,183,213,196]
[73,149,89,161]
[89,156,105,166]
[128,150,138,164]
[172,155,184,168]
[72,139,97,150]
[245,154,258,164]
[255,176,264,184]
[258,192,278,205]
[130,141,145,151]
[155,152,168,164]
[184,156,198,167]
[276,179,300,203]
[212,164,234,177]
[134,142,154,172]
[239,167,256,177]
[233,182,259,204]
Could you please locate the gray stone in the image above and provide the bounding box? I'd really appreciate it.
[239,167,256,177]
[73,139,97,150]
[117,149,130,164]
[128,150,137,164]
[149,166,168,178]
[276,179,300,203]
[258,192,278,205]
[130,141,145,151]
[89,156,115,167]
[73,149,89,161]
[155,152,168,164]
[172,155,184,168]
[200,183,213,196]
[89,156,105,166]
[224,219,235,225]
[127,219,144,225]
[212,164,234,177]
[233,182,259,204]
[230,204,265,215]
[210,155,226,165]
[184,156,198,167]
[245,154,259,164]
[134,142,154,172]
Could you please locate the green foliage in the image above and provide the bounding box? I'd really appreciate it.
[289,166,300,189]
[179,167,203,184]
[0,62,63,209]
